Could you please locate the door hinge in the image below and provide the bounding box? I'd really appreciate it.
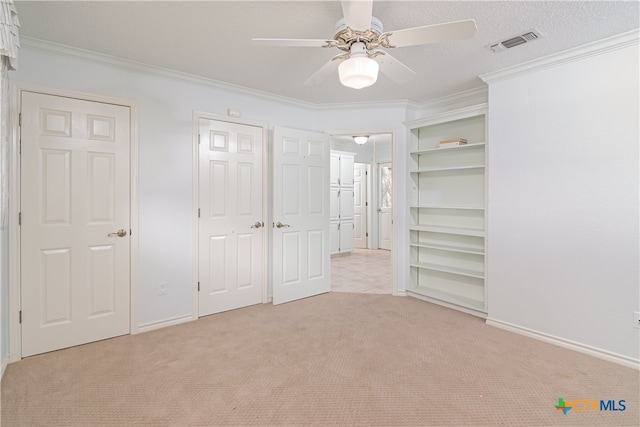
[19,311,22,324]
[18,212,21,226]
[366,232,369,237]
[198,134,201,144]
[197,282,200,292]
[365,202,368,206]
[353,223,355,229]
[337,222,340,230]
[129,229,132,236]
[18,113,22,126]
[198,208,200,218]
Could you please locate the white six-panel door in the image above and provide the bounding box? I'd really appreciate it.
[353,163,368,248]
[273,126,330,305]
[198,119,264,316]
[21,91,131,357]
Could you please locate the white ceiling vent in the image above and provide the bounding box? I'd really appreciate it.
[486,29,543,53]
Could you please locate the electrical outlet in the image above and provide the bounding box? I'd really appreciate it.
[158,281,167,296]
[634,311,640,329]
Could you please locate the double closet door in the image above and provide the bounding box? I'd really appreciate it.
[198,121,332,313]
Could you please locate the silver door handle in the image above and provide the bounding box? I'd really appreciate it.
[250,222,263,229]
[108,229,127,237]
[275,222,290,228]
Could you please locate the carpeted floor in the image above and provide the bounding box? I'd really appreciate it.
[1,292,638,426]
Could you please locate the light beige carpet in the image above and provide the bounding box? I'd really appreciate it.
[1,292,638,426]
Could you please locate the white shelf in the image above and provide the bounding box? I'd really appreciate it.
[411,165,484,173]
[410,142,486,155]
[410,242,484,256]
[410,205,485,211]
[410,262,484,279]
[409,225,484,237]
[406,287,485,313]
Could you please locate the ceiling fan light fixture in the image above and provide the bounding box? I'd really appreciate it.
[338,54,379,89]
[353,135,369,145]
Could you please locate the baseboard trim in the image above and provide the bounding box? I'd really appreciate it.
[393,290,407,297]
[1,354,9,380]
[486,318,640,370]
[137,314,194,334]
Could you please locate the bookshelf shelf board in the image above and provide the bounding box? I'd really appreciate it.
[409,242,484,256]
[410,142,486,155]
[409,205,485,211]
[411,165,485,173]
[406,287,485,312]
[410,262,484,279]
[409,225,485,237]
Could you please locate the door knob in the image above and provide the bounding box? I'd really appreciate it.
[108,229,127,237]
[251,222,263,229]
[275,222,290,228]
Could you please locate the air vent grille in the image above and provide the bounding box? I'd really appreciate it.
[486,29,543,53]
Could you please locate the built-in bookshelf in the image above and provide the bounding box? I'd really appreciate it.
[406,104,488,317]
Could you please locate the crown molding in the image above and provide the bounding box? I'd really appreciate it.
[418,86,488,111]
[480,29,639,84]
[18,36,421,113]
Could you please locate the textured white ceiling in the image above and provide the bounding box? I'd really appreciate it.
[14,1,640,104]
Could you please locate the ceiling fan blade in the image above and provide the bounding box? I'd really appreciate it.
[251,38,334,48]
[341,0,373,31]
[386,19,477,48]
[303,56,342,86]
[375,51,417,84]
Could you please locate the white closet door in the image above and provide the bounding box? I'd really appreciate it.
[21,91,131,357]
[273,126,330,304]
[198,119,264,316]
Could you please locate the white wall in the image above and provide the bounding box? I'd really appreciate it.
[485,41,639,360]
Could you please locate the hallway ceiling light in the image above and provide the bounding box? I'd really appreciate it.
[353,135,369,145]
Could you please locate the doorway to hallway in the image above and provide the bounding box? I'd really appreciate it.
[328,133,394,295]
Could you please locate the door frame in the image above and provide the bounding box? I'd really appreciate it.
[191,112,269,317]
[326,129,397,295]
[8,83,139,362]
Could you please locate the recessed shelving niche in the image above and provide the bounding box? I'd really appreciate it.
[406,104,488,317]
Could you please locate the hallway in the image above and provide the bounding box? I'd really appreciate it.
[330,249,392,294]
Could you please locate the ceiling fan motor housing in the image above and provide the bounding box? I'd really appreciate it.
[333,16,384,52]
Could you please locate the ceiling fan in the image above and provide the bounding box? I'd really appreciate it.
[251,0,477,89]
